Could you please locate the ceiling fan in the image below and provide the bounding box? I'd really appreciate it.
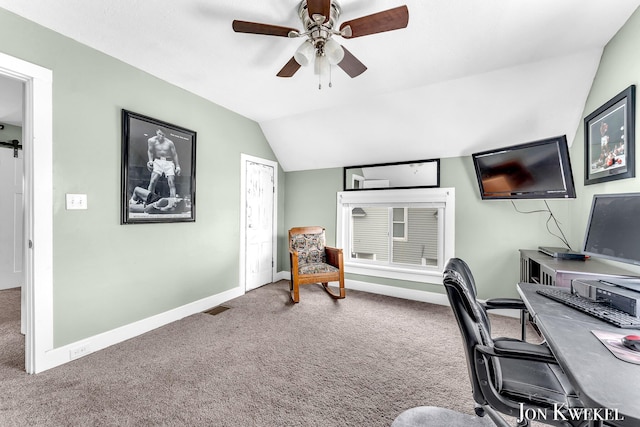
[232,0,409,88]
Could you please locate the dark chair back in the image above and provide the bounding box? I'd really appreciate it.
[446,258,492,334]
[443,258,495,407]
[444,258,586,427]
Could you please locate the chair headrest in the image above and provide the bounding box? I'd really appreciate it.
[443,258,493,346]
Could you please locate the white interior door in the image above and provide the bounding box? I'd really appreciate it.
[245,159,275,291]
[0,145,23,290]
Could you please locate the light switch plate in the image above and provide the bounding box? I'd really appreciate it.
[66,193,87,210]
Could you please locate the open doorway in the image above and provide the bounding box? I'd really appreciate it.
[0,75,25,368]
[0,51,53,374]
[0,135,24,292]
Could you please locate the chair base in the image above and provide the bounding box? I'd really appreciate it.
[322,282,345,300]
[391,406,497,427]
[289,282,345,303]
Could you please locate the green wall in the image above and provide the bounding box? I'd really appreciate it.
[3,4,640,349]
[566,7,640,276]
[281,168,343,271]
[282,158,573,299]
[443,157,573,299]
[0,8,280,346]
[282,8,640,300]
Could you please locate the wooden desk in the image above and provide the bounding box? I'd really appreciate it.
[517,282,640,426]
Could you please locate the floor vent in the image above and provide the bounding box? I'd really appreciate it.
[204,305,230,316]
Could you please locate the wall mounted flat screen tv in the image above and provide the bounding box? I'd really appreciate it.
[583,193,640,267]
[472,135,576,200]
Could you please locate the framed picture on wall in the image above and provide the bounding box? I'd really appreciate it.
[584,85,635,185]
[121,110,196,224]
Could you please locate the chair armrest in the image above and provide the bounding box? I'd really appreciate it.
[289,249,299,272]
[325,246,343,268]
[476,341,557,364]
[483,297,527,311]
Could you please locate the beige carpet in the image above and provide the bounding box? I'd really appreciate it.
[0,281,529,426]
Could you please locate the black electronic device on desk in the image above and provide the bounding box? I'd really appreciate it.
[538,246,586,260]
[536,287,640,328]
[572,278,640,316]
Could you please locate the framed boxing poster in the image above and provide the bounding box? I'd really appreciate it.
[121,109,196,224]
[584,85,635,185]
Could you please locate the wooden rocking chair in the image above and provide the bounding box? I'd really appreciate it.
[288,226,345,303]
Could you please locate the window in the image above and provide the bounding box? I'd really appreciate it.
[392,208,408,241]
[337,188,455,282]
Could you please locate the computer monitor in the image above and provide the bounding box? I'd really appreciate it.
[583,192,640,267]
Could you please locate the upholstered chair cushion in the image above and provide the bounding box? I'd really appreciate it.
[290,233,327,266]
[298,263,339,275]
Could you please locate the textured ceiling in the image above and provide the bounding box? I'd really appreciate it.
[0,0,638,170]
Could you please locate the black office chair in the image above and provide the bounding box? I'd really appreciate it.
[443,258,587,427]
[452,258,529,340]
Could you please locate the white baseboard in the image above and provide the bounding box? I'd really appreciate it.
[277,271,450,305]
[275,270,290,282]
[41,274,521,372]
[277,272,519,318]
[347,279,520,319]
[345,279,451,306]
[39,285,245,372]
[47,273,456,371]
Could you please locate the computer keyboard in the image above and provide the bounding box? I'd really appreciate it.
[536,287,640,329]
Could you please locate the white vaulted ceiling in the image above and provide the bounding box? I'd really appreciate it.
[0,0,638,171]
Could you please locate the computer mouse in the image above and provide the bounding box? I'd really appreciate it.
[621,335,640,352]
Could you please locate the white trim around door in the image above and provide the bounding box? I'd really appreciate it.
[0,51,53,374]
[240,154,278,293]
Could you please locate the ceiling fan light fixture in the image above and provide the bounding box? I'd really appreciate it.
[324,38,344,65]
[232,1,410,83]
[293,41,314,66]
[314,52,329,76]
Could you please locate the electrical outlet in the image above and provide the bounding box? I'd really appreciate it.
[69,344,91,360]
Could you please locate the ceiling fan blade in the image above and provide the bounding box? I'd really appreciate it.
[277,57,302,77]
[337,46,367,78]
[339,5,409,38]
[307,0,332,23]
[232,20,299,37]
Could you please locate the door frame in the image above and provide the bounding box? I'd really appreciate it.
[240,154,278,293]
[0,52,53,374]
